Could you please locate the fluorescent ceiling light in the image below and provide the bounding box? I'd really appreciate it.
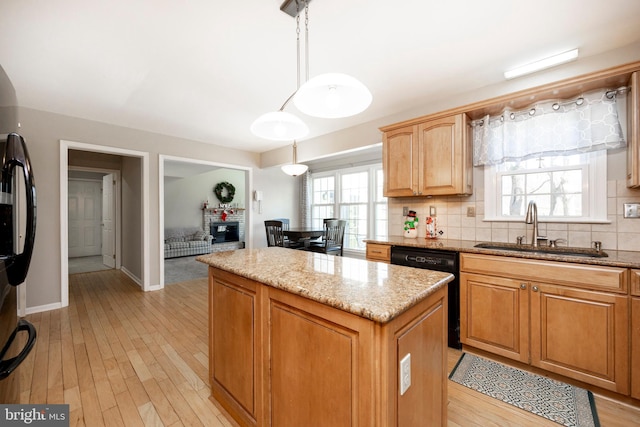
[504,49,579,80]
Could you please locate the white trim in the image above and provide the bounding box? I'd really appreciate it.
[120,265,142,287]
[60,140,150,308]
[158,154,253,288]
[25,302,63,315]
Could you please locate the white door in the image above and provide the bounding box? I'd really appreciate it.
[102,174,115,268]
[68,179,102,258]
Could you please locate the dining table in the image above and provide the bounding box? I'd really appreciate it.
[283,227,324,248]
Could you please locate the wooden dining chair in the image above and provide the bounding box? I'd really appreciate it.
[306,219,346,256]
[272,218,290,230]
[264,220,286,247]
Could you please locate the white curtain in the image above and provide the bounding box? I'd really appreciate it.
[473,88,626,166]
[299,170,312,228]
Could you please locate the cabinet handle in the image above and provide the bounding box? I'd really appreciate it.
[520,283,527,290]
[532,286,539,292]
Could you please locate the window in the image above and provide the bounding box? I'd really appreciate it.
[484,151,608,222]
[310,164,387,253]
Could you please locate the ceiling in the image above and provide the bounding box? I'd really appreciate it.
[1,0,640,154]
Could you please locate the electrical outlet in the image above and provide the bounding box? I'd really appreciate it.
[466,206,476,217]
[624,203,640,218]
[400,353,411,395]
[403,206,409,216]
[429,206,436,216]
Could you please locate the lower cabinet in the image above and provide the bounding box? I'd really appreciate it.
[631,270,640,399]
[530,283,628,394]
[209,266,448,426]
[460,254,629,395]
[632,298,640,400]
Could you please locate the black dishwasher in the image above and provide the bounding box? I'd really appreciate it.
[390,246,460,349]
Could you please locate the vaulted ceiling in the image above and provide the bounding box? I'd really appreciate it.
[1,0,639,153]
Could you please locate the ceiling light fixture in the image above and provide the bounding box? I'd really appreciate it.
[292,1,372,118]
[281,141,308,176]
[503,49,579,80]
[250,2,309,141]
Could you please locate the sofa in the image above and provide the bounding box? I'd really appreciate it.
[164,227,213,259]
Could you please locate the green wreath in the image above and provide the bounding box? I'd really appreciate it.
[214,181,235,204]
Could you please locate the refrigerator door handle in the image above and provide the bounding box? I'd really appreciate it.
[3,133,36,286]
[0,319,36,380]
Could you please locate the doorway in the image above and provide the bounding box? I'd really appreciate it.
[60,140,150,308]
[159,155,252,287]
[67,168,120,274]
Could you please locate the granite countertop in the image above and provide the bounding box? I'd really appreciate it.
[196,247,453,323]
[365,236,640,269]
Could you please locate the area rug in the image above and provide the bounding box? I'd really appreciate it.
[449,353,600,427]
[164,255,208,284]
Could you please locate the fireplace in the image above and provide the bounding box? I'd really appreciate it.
[210,221,239,244]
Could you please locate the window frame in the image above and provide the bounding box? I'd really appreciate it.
[483,150,609,223]
[310,163,387,254]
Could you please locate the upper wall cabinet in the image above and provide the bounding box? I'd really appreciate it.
[628,71,640,188]
[382,113,473,197]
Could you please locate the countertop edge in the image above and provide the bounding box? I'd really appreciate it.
[365,238,640,269]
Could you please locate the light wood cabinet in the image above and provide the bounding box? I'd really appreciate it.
[209,266,448,426]
[632,297,640,399]
[628,71,640,188]
[460,254,629,394]
[382,113,472,197]
[631,270,640,399]
[460,273,529,363]
[632,269,640,297]
[366,242,391,262]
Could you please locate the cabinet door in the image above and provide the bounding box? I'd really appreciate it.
[417,114,471,196]
[530,283,629,394]
[632,298,640,399]
[628,71,639,188]
[383,125,418,196]
[460,273,529,363]
[267,288,374,427]
[210,269,262,426]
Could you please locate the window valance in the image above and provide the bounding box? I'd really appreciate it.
[472,88,626,166]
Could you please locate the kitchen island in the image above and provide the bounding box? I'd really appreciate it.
[197,247,453,427]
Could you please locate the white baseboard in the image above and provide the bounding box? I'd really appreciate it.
[120,266,142,288]
[25,302,63,315]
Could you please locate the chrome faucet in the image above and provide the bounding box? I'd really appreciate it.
[525,201,546,247]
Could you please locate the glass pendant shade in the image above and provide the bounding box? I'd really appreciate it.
[294,73,373,118]
[281,163,308,176]
[250,111,309,141]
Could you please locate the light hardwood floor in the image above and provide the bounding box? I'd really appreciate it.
[18,270,640,426]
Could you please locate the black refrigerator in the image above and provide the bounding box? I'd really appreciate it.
[0,64,37,403]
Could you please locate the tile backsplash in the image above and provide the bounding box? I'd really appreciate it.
[388,179,640,252]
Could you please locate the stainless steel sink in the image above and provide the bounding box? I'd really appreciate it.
[474,242,608,258]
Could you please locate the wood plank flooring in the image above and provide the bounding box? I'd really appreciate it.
[17,269,640,426]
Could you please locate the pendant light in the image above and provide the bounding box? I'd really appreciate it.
[251,3,308,141]
[281,141,308,176]
[293,1,372,118]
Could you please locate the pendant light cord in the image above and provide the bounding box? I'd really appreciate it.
[278,0,305,112]
[304,0,309,82]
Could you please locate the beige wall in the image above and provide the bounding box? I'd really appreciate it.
[17,107,295,311]
[164,168,246,229]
